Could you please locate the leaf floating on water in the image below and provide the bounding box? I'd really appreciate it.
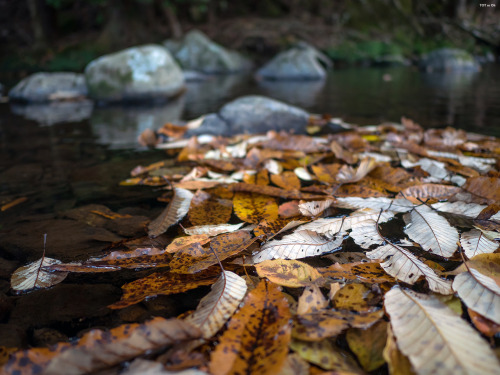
[185,271,247,339]
[255,259,323,288]
[148,188,194,238]
[253,230,344,263]
[11,257,68,292]
[403,205,458,258]
[208,280,291,375]
[460,229,499,258]
[385,287,500,375]
[452,268,500,325]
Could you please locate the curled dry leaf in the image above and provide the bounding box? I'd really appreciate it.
[185,271,247,339]
[252,230,344,263]
[208,280,291,375]
[255,259,323,288]
[460,229,499,258]
[452,268,500,325]
[148,188,194,238]
[1,318,201,375]
[11,257,68,292]
[385,287,500,375]
[403,205,458,258]
[298,199,335,217]
[337,157,378,184]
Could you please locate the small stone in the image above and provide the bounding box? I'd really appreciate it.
[419,48,480,72]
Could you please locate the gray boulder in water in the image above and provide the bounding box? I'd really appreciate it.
[9,72,88,102]
[85,45,185,102]
[187,95,309,136]
[419,48,480,72]
[256,43,332,80]
[164,30,251,74]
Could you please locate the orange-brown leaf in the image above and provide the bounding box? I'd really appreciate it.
[188,190,233,226]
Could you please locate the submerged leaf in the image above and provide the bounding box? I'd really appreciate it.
[385,287,500,375]
[148,188,194,237]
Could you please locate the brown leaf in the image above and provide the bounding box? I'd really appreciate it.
[188,190,233,226]
[270,171,301,190]
[318,262,395,284]
[1,318,201,375]
[231,183,325,200]
[396,184,463,204]
[463,176,500,203]
[208,280,291,375]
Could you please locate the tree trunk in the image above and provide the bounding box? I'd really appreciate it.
[27,0,47,50]
[161,1,183,39]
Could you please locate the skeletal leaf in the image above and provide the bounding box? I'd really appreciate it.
[108,269,219,309]
[185,271,247,338]
[11,257,67,292]
[298,199,335,217]
[335,197,413,213]
[2,318,201,375]
[148,188,194,237]
[346,320,388,372]
[255,259,323,288]
[460,229,499,258]
[385,287,500,375]
[403,205,458,257]
[252,230,344,263]
[452,268,500,325]
[183,223,245,236]
[208,280,291,375]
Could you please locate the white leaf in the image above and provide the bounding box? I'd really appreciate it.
[11,257,68,292]
[401,158,450,181]
[431,201,485,219]
[335,197,414,213]
[253,230,344,263]
[403,205,458,257]
[336,157,378,183]
[460,229,499,258]
[123,359,208,375]
[298,199,335,217]
[385,287,500,375]
[300,209,394,238]
[294,167,313,181]
[185,271,247,339]
[264,159,282,175]
[184,223,245,237]
[352,219,452,294]
[453,268,500,325]
[148,188,194,237]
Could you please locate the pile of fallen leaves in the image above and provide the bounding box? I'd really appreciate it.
[3,117,500,375]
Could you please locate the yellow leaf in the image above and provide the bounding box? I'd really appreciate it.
[255,259,323,288]
[346,320,387,372]
[233,192,278,224]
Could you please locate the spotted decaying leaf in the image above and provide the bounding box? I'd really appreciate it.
[297,284,328,315]
[452,268,500,325]
[109,269,220,309]
[253,230,345,263]
[276,353,309,375]
[11,257,68,292]
[208,280,291,375]
[185,271,247,339]
[1,318,201,375]
[148,188,194,237]
[346,320,388,372]
[318,262,395,284]
[188,191,233,226]
[333,283,376,312]
[385,287,500,375]
[233,192,279,224]
[290,339,363,372]
[166,235,211,253]
[255,259,323,288]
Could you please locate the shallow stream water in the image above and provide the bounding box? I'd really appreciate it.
[0,64,499,349]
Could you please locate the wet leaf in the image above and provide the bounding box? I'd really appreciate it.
[109,269,220,309]
[188,191,232,226]
[385,287,500,375]
[231,183,325,200]
[11,257,68,292]
[468,309,500,337]
[148,188,194,237]
[185,271,247,338]
[165,235,211,253]
[346,320,388,372]
[255,259,323,288]
[452,268,500,324]
[253,230,344,263]
[403,205,458,257]
[233,192,279,224]
[208,280,291,375]
[1,318,201,375]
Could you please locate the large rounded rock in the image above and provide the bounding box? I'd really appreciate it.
[164,30,251,74]
[187,95,309,136]
[419,48,479,72]
[85,45,184,102]
[9,72,87,102]
[256,43,332,80]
